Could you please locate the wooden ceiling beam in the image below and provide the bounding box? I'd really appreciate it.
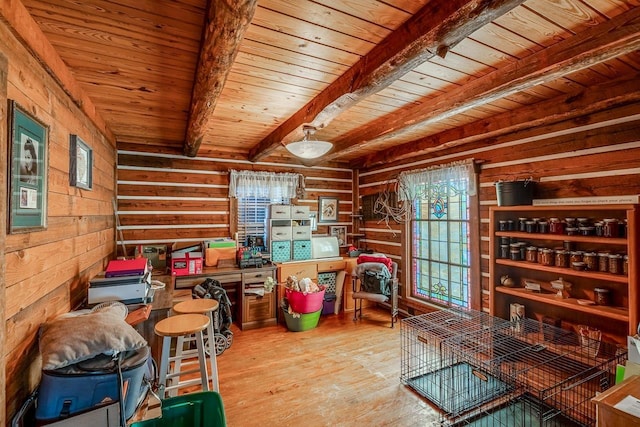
[183,0,258,157]
[248,0,527,162]
[332,7,640,164]
[351,74,640,169]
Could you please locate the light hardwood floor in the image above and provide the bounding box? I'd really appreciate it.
[139,308,443,427]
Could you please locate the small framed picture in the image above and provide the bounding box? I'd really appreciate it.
[8,100,48,233]
[318,196,339,223]
[70,134,93,190]
[330,225,347,246]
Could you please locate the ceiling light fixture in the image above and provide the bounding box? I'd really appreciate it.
[285,125,333,159]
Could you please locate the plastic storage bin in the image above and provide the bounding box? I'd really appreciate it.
[322,294,336,315]
[285,286,325,313]
[282,308,321,332]
[130,391,226,427]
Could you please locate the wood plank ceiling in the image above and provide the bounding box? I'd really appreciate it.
[20,0,640,168]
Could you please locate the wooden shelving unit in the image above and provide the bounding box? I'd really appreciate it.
[489,204,639,342]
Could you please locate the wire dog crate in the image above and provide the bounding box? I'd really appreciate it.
[400,309,515,418]
[401,309,626,427]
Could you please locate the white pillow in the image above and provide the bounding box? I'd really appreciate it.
[39,309,147,370]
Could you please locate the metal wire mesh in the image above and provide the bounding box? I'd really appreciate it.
[400,308,514,417]
[401,310,626,426]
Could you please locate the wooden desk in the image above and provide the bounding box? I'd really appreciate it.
[173,264,277,330]
[592,375,640,426]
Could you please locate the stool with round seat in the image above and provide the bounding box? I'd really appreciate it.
[154,313,211,398]
[172,298,220,392]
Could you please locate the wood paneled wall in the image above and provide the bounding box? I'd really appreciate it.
[116,143,353,257]
[1,20,117,422]
[356,83,640,316]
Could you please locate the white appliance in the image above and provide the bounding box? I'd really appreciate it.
[311,236,340,259]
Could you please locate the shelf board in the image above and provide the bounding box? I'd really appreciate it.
[495,259,629,283]
[495,286,629,322]
[495,231,627,245]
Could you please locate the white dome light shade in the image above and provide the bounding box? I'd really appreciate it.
[285,139,333,159]
[285,125,333,159]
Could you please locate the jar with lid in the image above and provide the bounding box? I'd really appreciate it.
[603,218,619,238]
[565,227,579,236]
[498,220,508,231]
[506,219,515,231]
[538,220,549,234]
[525,220,537,233]
[540,248,554,266]
[500,244,510,259]
[526,246,538,263]
[518,217,528,232]
[593,288,611,306]
[594,221,604,237]
[549,218,564,235]
[608,253,622,274]
[510,247,521,261]
[619,219,628,238]
[569,251,583,264]
[583,252,597,271]
[579,226,595,236]
[565,217,576,228]
[554,249,569,268]
[598,252,610,272]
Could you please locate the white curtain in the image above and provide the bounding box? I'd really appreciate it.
[397,159,476,202]
[228,170,304,199]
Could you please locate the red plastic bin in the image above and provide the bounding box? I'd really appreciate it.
[285,286,326,313]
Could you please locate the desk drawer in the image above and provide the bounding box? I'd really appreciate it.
[317,260,345,272]
[174,273,241,289]
[243,292,274,323]
[243,270,274,284]
[279,263,317,282]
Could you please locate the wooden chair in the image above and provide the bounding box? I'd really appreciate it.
[352,261,399,327]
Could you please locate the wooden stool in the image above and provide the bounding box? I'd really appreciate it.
[173,299,220,392]
[154,313,210,398]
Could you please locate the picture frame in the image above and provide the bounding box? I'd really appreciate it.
[318,196,339,223]
[8,101,48,233]
[330,225,347,246]
[69,134,93,190]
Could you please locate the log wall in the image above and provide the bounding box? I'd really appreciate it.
[1,20,116,422]
[356,86,640,316]
[115,143,353,256]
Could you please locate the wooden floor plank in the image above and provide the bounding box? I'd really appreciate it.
[136,308,443,426]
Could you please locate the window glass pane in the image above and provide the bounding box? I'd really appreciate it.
[237,196,288,246]
[410,166,471,308]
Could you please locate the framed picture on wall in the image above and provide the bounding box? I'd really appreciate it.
[69,134,93,190]
[330,225,347,246]
[8,100,49,233]
[318,196,339,223]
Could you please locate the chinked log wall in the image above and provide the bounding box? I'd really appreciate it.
[115,144,354,257]
[357,80,640,316]
[1,20,116,422]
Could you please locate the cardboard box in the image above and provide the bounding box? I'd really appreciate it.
[171,251,203,276]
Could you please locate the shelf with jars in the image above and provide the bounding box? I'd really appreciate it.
[489,204,638,345]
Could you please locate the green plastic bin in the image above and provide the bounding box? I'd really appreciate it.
[282,307,321,332]
[131,391,226,427]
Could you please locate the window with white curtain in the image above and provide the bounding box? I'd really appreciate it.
[398,160,477,308]
[229,170,304,246]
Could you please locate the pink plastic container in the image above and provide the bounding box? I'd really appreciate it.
[285,286,326,314]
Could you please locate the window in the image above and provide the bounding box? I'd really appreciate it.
[398,160,477,308]
[236,195,288,246]
[229,170,303,246]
